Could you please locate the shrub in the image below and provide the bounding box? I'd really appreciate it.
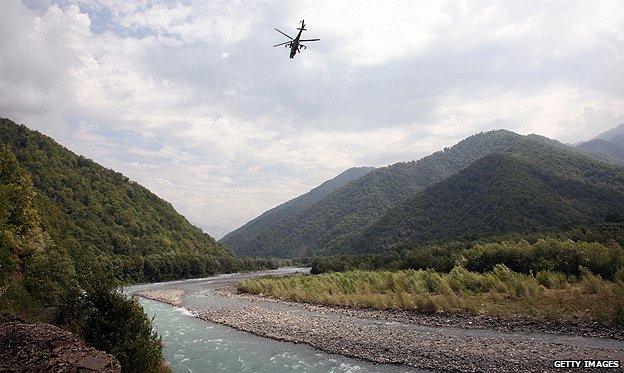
[536,270,568,289]
[83,288,164,373]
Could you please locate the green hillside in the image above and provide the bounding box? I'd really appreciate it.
[0,118,247,282]
[610,133,624,147]
[238,130,601,258]
[576,138,624,167]
[596,123,624,142]
[221,166,374,256]
[0,145,167,371]
[351,153,624,253]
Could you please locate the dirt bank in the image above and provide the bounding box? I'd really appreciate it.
[0,318,120,372]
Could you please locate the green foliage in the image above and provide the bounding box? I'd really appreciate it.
[0,118,241,283]
[576,138,624,167]
[82,287,164,373]
[0,123,193,371]
[0,146,76,312]
[239,267,624,322]
[23,245,78,306]
[229,129,624,258]
[312,236,624,280]
[354,153,624,253]
[221,167,374,256]
[464,239,624,279]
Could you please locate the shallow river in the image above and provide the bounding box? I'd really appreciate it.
[127,269,415,373]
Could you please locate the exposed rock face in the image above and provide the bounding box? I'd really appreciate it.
[0,319,121,372]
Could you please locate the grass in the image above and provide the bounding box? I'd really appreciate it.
[238,265,624,323]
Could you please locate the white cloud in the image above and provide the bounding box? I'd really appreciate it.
[1,0,623,238]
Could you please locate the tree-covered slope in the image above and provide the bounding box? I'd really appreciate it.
[0,118,240,280]
[596,123,624,142]
[351,153,624,254]
[609,133,624,147]
[576,138,624,167]
[240,130,596,258]
[221,166,374,256]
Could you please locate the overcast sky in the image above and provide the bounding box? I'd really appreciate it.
[1,0,623,238]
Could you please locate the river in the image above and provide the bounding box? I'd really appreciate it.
[127,268,415,372]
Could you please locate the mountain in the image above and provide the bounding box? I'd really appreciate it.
[351,153,624,254]
[0,142,167,371]
[235,130,594,258]
[576,138,624,167]
[575,123,624,167]
[610,133,624,147]
[221,166,374,256]
[596,123,624,142]
[0,118,241,282]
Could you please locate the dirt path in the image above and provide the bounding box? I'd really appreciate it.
[133,268,624,372]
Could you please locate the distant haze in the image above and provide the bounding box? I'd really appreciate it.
[1,0,623,238]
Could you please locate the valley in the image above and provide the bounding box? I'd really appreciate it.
[3,118,624,372]
[2,3,623,371]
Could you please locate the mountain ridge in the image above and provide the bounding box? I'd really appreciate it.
[221,166,374,256]
[576,138,624,167]
[350,152,624,254]
[596,123,624,142]
[0,118,242,281]
[239,130,604,258]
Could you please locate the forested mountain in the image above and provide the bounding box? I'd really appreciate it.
[237,130,598,258]
[221,166,374,256]
[350,153,624,254]
[576,138,624,167]
[574,123,624,167]
[610,133,624,147]
[0,118,254,282]
[0,144,167,371]
[596,123,624,142]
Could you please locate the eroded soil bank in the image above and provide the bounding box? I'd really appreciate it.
[0,316,120,372]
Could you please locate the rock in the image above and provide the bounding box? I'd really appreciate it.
[0,320,121,372]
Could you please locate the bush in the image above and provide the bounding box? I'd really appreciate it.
[536,270,568,289]
[82,288,164,373]
[464,239,624,279]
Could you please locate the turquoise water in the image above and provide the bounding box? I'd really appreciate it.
[138,298,414,373]
[128,268,420,373]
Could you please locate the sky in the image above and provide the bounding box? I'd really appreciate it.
[1,0,623,238]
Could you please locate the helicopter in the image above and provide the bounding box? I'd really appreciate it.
[273,20,320,59]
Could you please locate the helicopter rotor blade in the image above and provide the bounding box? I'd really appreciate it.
[273,41,292,47]
[298,39,320,42]
[274,28,293,40]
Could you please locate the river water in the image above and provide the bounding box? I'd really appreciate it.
[127,269,415,373]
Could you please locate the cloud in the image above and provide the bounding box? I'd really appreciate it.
[1,0,623,238]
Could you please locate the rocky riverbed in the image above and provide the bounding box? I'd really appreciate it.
[217,288,624,340]
[134,288,187,307]
[133,269,624,372]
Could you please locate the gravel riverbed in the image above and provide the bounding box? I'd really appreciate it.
[132,270,624,372]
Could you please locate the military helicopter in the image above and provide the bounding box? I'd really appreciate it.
[273,20,320,58]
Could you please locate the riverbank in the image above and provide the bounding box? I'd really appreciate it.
[238,268,624,326]
[218,287,624,340]
[132,268,624,372]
